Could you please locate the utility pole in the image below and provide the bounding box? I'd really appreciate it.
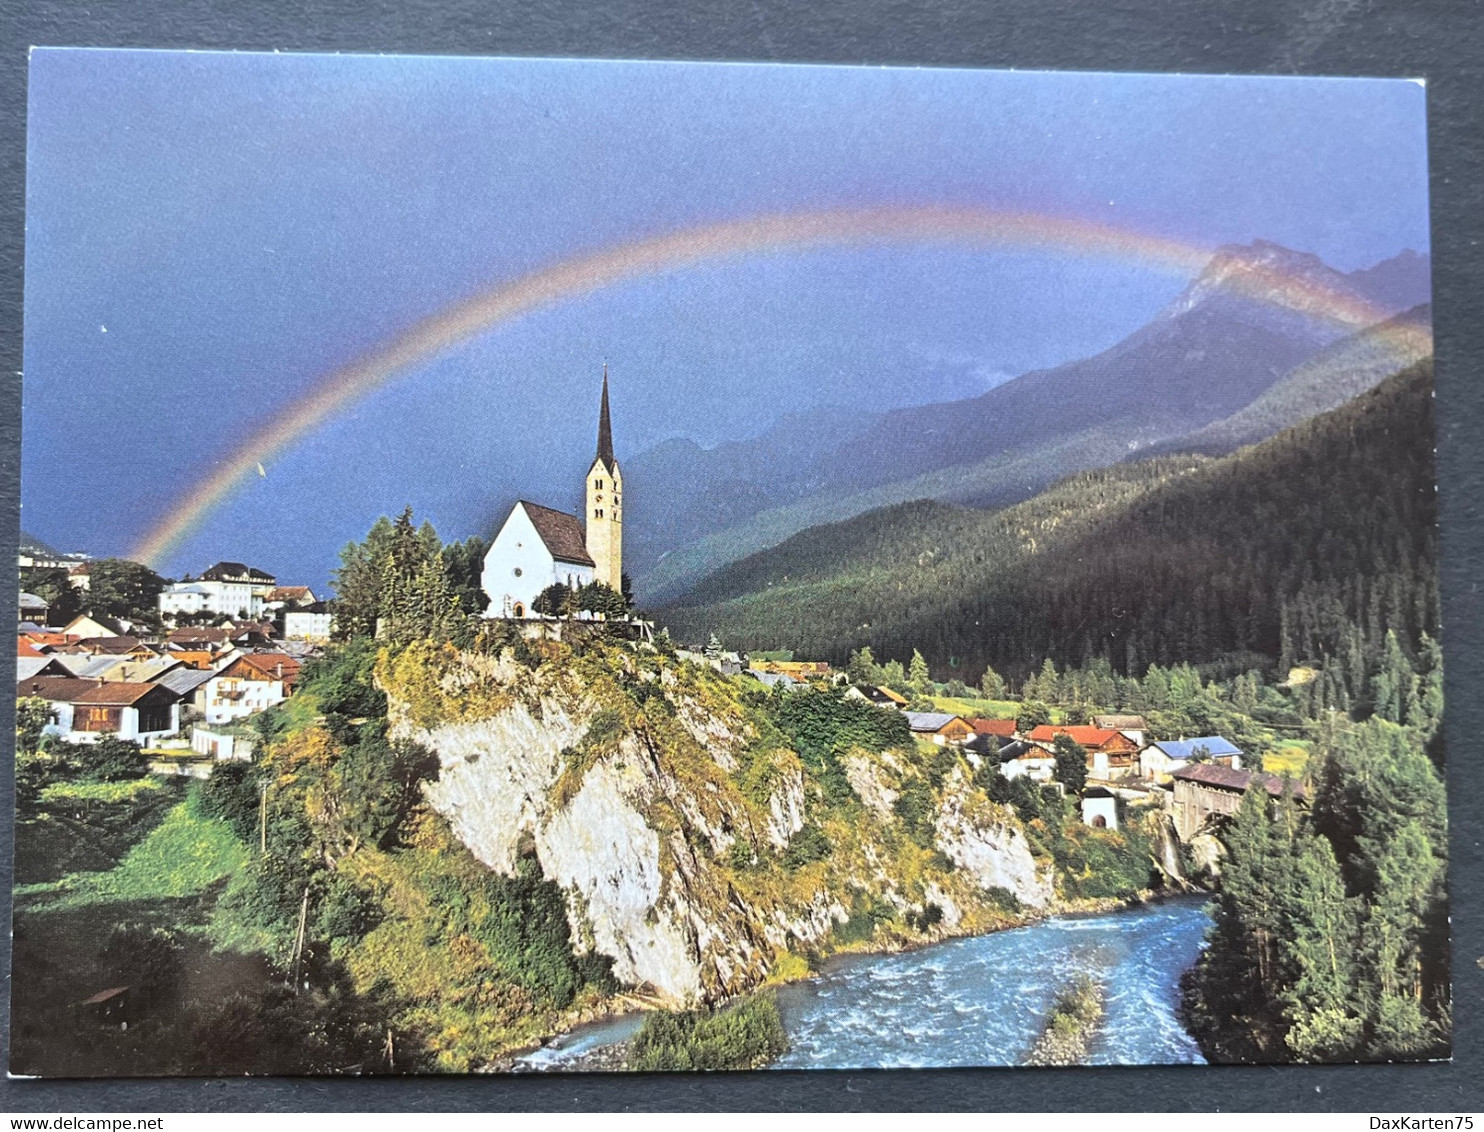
[291,886,309,993]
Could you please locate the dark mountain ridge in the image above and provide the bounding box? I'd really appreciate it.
[631,244,1430,602]
[658,357,1437,686]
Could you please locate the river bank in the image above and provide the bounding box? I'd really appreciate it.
[509,895,1212,1071]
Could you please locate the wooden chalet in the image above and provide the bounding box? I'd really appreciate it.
[1025,724,1141,773]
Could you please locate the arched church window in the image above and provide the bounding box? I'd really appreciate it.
[596,508,604,518]
[1092,814,1107,829]
[512,603,525,618]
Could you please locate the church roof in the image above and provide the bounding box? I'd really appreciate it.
[594,366,617,473]
[519,501,596,567]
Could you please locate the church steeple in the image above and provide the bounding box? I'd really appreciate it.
[596,364,615,472]
[585,366,622,589]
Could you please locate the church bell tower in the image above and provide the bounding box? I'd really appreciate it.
[585,367,622,590]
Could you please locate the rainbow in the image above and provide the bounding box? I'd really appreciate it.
[129,204,1421,567]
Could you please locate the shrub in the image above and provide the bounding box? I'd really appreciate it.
[627,993,788,1070]
[782,823,831,869]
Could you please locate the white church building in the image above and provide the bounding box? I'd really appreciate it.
[482,370,623,619]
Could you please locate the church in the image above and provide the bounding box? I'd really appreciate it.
[481,370,623,619]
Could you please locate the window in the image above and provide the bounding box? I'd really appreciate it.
[596,478,604,490]
[512,567,523,577]
[595,508,604,518]
[512,602,525,618]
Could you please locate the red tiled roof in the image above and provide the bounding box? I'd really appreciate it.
[519,501,596,567]
[17,640,44,657]
[970,718,1017,737]
[1026,725,1122,746]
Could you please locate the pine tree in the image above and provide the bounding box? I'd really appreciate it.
[908,649,932,695]
[847,646,881,686]
[978,664,1007,701]
[1281,830,1363,1060]
[1051,734,1087,794]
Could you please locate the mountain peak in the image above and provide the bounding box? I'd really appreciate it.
[1346,248,1432,312]
[1160,239,1369,328]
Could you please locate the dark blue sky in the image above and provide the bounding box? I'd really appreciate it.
[22,51,1430,589]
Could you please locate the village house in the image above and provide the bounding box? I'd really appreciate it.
[1140,736,1243,783]
[1168,762,1303,842]
[265,585,316,607]
[204,652,302,724]
[904,711,975,745]
[16,654,75,682]
[281,601,333,641]
[74,636,158,660]
[63,613,126,639]
[67,682,181,743]
[191,725,256,762]
[22,629,74,651]
[1080,785,1119,829]
[18,592,48,624]
[996,739,1058,782]
[1092,714,1149,747]
[857,685,909,709]
[969,717,1018,740]
[1025,724,1141,775]
[68,561,91,591]
[158,562,277,620]
[964,728,1017,766]
[155,666,216,721]
[16,675,99,735]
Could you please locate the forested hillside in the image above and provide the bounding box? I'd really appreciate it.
[660,359,1437,696]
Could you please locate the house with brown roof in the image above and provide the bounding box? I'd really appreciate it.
[858,685,909,708]
[969,717,1018,739]
[1025,725,1142,775]
[68,682,181,743]
[904,712,976,746]
[75,636,157,660]
[1169,763,1305,841]
[16,675,102,736]
[265,585,316,606]
[204,652,302,724]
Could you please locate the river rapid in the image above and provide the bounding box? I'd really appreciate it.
[516,896,1213,1071]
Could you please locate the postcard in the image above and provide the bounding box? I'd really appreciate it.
[12,50,1441,1075]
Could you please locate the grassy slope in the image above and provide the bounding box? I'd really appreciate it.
[15,788,246,912]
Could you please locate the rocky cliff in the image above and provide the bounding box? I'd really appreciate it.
[379,636,1052,1006]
